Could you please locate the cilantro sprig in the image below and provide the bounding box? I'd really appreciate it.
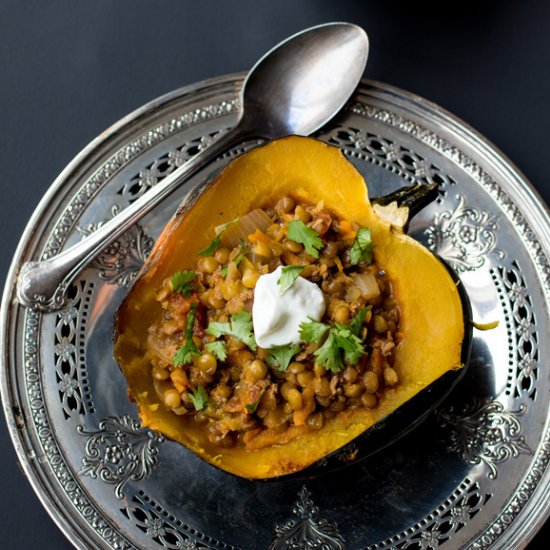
[266,343,301,371]
[314,325,365,373]
[188,385,209,411]
[299,310,367,373]
[349,227,374,265]
[277,265,304,295]
[206,311,257,350]
[204,340,228,361]
[170,270,196,297]
[287,220,323,258]
[173,303,200,366]
[173,342,199,367]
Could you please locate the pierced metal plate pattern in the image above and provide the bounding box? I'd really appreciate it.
[55,280,95,418]
[2,75,549,549]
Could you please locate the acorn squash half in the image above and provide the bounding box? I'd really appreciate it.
[114,136,469,479]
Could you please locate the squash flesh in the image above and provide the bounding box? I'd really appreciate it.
[115,136,464,478]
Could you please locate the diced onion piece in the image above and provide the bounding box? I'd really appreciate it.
[217,209,273,249]
[226,262,241,281]
[147,333,177,365]
[345,284,362,304]
[350,272,380,300]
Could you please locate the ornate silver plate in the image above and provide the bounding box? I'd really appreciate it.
[1,75,549,549]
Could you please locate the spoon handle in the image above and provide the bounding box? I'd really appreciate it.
[16,125,250,312]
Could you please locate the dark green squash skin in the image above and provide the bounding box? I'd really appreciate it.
[372,183,440,217]
[371,183,440,233]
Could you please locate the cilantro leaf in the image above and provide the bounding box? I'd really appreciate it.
[299,318,329,344]
[198,233,222,257]
[314,331,344,373]
[220,266,228,278]
[185,303,198,335]
[277,265,304,295]
[170,270,196,297]
[349,227,374,265]
[234,239,248,266]
[188,385,209,411]
[265,343,301,371]
[205,340,228,361]
[205,311,257,350]
[173,303,199,366]
[349,307,368,337]
[229,311,257,350]
[245,388,266,413]
[198,218,239,257]
[204,320,230,338]
[314,324,365,373]
[287,220,323,258]
[333,327,364,365]
[173,341,199,366]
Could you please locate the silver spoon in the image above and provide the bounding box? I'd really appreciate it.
[16,22,369,311]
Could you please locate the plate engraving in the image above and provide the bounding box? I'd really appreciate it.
[121,491,232,550]
[326,126,456,192]
[271,486,344,550]
[77,205,154,287]
[425,195,501,271]
[437,398,532,479]
[367,478,491,550]
[77,416,164,499]
[25,311,134,548]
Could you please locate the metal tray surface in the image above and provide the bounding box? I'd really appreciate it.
[1,75,549,550]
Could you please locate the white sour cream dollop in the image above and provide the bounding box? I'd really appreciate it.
[252,265,326,348]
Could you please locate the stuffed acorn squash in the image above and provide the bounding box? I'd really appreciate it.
[114,136,468,479]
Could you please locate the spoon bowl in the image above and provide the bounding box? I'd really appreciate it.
[240,23,369,137]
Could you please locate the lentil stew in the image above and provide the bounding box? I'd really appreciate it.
[145,195,401,451]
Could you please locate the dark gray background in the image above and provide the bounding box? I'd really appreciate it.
[1,0,548,548]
